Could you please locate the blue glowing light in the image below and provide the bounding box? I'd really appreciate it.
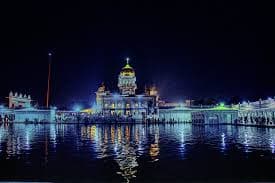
[221,133,225,149]
[73,105,82,112]
[137,95,143,99]
[113,93,120,100]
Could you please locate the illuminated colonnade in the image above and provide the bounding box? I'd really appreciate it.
[238,109,275,126]
[235,98,275,126]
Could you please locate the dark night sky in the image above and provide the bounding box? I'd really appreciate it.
[0,0,274,107]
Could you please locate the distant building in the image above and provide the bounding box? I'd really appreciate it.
[159,107,193,122]
[191,104,238,124]
[14,108,56,123]
[95,59,158,120]
[1,93,56,123]
[8,91,32,109]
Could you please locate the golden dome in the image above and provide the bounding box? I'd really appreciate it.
[120,58,135,76]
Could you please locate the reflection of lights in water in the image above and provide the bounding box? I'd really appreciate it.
[125,126,130,142]
[149,133,159,162]
[149,143,159,161]
[137,126,145,154]
[90,125,97,141]
[6,138,12,158]
[113,144,118,155]
[117,127,122,144]
[142,127,145,136]
[93,125,140,182]
[244,133,249,153]
[111,126,115,144]
[50,125,56,148]
[135,128,139,143]
[115,143,138,183]
[0,127,2,152]
[24,130,31,151]
[181,132,185,144]
[137,140,143,152]
[81,126,88,139]
[270,139,275,154]
[244,133,248,146]
[81,125,97,142]
[179,132,185,157]
[97,133,109,159]
[16,137,21,155]
[221,133,226,150]
[104,129,108,144]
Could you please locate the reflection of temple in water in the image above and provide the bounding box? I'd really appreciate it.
[115,142,138,182]
[80,124,163,182]
[81,124,147,182]
[149,126,160,162]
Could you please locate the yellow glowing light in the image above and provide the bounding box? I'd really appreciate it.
[104,129,108,144]
[111,126,115,143]
[117,127,122,143]
[90,125,96,140]
[81,108,94,114]
[125,126,130,142]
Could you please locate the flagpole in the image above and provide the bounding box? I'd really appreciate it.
[46,52,52,108]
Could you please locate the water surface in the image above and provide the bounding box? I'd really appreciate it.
[0,123,275,182]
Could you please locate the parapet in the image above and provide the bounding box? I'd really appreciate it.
[9,91,31,100]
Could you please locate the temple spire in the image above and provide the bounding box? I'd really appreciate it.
[126,57,130,65]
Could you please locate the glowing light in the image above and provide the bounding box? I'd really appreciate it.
[270,138,275,154]
[242,101,247,105]
[137,95,143,100]
[126,57,130,64]
[221,133,226,150]
[81,108,93,114]
[244,133,249,153]
[180,132,185,149]
[179,102,185,108]
[73,104,82,112]
[212,102,234,110]
[113,93,120,100]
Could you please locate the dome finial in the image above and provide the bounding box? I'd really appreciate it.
[126,57,130,65]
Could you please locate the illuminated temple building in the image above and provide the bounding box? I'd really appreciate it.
[95,58,159,120]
